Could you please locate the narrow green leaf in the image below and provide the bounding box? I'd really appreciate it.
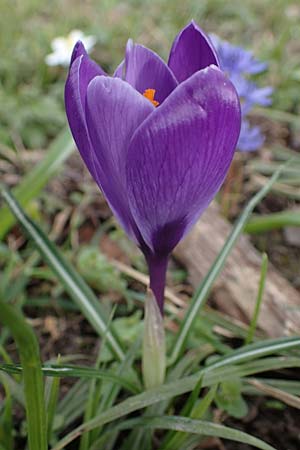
[0,372,24,406]
[0,297,47,450]
[91,337,142,444]
[245,253,268,345]
[169,165,286,365]
[46,357,61,441]
[53,356,299,449]
[245,211,300,234]
[205,336,300,372]
[0,187,124,361]
[56,379,88,430]
[190,384,217,419]
[0,127,74,240]
[93,415,276,450]
[80,308,118,450]
[160,376,205,450]
[52,337,300,449]
[181,375,203,417]
[79,361,101,450]
[0,363,139,394]
[0,373,13,450]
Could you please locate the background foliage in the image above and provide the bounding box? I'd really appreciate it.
[1,1,300,449]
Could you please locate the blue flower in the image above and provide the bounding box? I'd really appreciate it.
[210,34,273,152]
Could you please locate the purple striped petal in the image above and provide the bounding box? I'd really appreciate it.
[85,76,154,241]
[168,20,219,82]
[126,65,241,255]
[114,60,125,78]
[123,39,178,104]
[65,45,105,179]
[70,41,86,64]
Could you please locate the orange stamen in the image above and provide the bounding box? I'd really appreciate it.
[143,88,159,107]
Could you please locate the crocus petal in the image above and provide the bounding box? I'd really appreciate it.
[70,40,87,64]
[126,65,241,255]
[85,76,154,241]
[123,39,178,104]
[65,46,104,179]
[70,40,106,74]
[114,60,125,78]
[168,20,219,82]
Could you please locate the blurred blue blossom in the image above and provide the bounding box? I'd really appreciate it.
[210,34,273,152]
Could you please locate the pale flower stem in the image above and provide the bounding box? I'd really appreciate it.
[142,289,166,390]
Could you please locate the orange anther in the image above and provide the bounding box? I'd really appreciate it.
[143,88,159,107]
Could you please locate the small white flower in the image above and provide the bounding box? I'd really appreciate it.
[45,30,97,67]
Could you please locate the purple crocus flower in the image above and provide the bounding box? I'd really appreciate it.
[65,21,241,313]
[210,34,273,152]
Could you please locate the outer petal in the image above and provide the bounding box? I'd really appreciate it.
[168,20,219,83]
[85,76,154,241]
[70,40,86,64]
[70,40,106,74]
[123,39,178,104]
[65,43,105,178]
[126,66,241,255]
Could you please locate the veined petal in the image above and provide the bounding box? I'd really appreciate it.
[124,39,178,104]
[126,66,241,255]
[168,20,219,82]
[70,40,86,64]
[114,60,125,78]
[85,76,154,241]
[70,40,106,74]
[65,46,104,179]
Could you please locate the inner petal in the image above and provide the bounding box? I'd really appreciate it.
[124,40,178,104]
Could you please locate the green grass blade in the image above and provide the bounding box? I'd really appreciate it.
[190,384,217,419]
[0,373,13,450]
[47,377,60,441]
[46,357,61,441]
[52,337,300,449]
[104,416,276,450]
[204,336,300,373]
[56,379,88,430]
[0,298,47,450]
[245,211,300,233]
[163,385,218,450]
[160,376,206,450]
[90,337,142,444]
[169,165,285,365]
[80,308,119,450]
[79,366,100,450]
[0,127,74,240]
[0,186,125,361]
[92,412,275,450]
[180,376,204,417]
[53,356,299,449]
[0,363,139,394]
[0,372,24,406]
[245,253,268,345]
